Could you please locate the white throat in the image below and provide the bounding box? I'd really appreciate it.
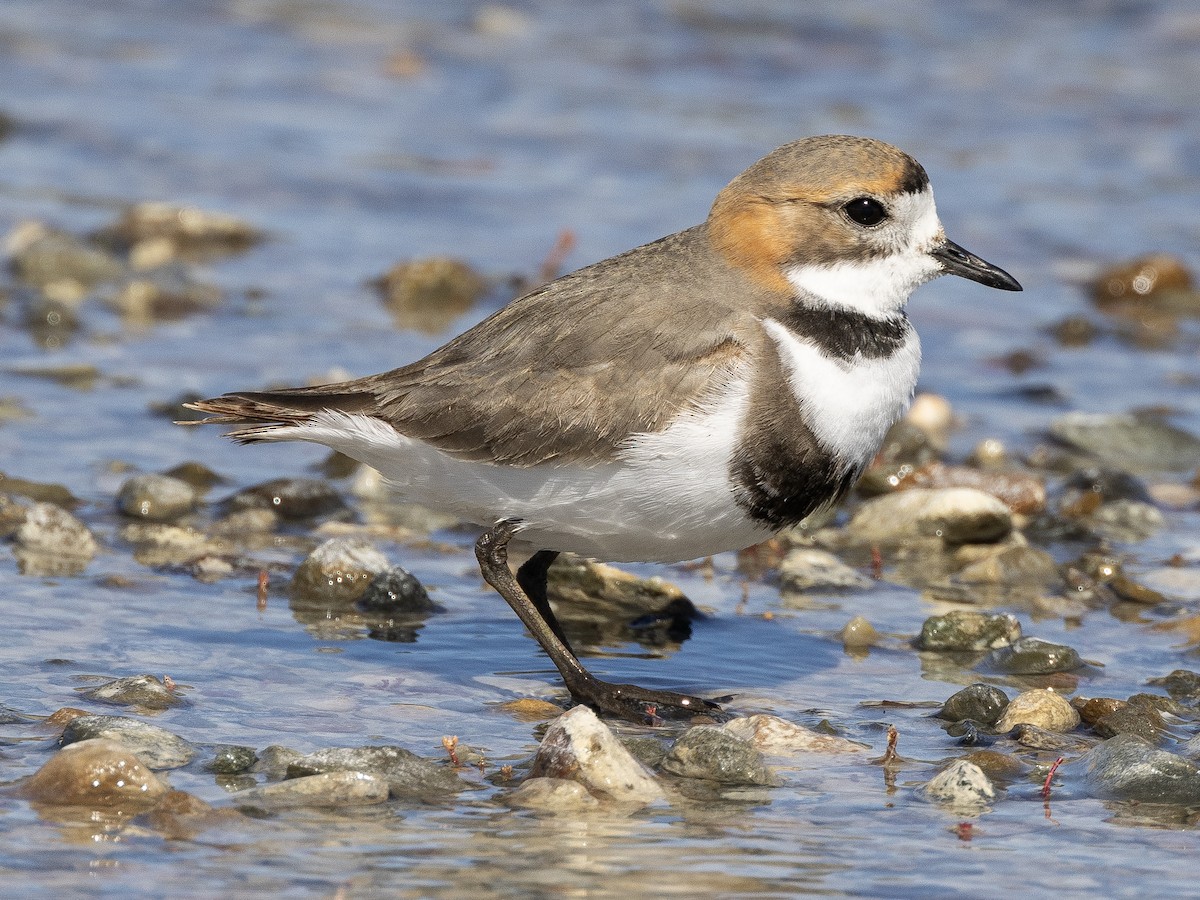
[786,190,944,317]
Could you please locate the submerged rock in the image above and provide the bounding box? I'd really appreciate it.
[60,715,198,769]
[506,776,600,811]
[923,759,995,809]
[14,502,98,575]
[1085,733,1200,804]
[916,611,1021,652]
[206,745,259,775]
[8,222,124,291]
[77,674,184,711]
[529,706,663,805]
[661,726,776,786]
[117,474,199,522]
[842,488,1012,547]
[722,714,863,756]
[22,738,167,808]
[374,256,486,335]
[995,689,1080,734]
[357,566,439,614]
[1049,413,1200,474]
[231,771,390,809]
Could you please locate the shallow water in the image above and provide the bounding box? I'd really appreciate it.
[3,1,1200,896]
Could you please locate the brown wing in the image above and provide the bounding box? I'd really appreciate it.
[186,225,769,466]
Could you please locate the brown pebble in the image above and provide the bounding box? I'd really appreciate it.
[1091,253,1193,306]
[22,738,167,808]
[496,698,565,722]
[1074,696,1126,726]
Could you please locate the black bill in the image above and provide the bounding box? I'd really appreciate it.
[931,239,1022,291]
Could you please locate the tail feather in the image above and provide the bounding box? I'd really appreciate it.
[181,388,378,443]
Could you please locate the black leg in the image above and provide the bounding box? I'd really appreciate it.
[475,520,724,724]
[516,550,572,653]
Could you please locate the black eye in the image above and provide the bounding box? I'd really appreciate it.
[843,197,888,227]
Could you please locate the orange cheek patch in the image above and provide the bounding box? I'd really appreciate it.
[708,198,794,294]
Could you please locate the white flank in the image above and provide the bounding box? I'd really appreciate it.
[786,190,944,316]
[256,368,773,563]
[762,318,921,467]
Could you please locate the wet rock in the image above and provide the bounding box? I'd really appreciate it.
[842,488,1012,547]
[108,276,223,323]
[529,706,664,805]
[208,507,278,537]
[1148,669,1200,705]
[1093,703,1167,742]
[287,745,464,800]
[922,759,995,809]
[891,463,1047,515]
[1049,413,1200,474]
[119,523,216,567]
[373,257,486,334]
[1088,499,1165,543]
[136,789,246,840]
[7,222,123,290]
[1074,696,1126,726]
[661,726,776,786]
[206,745,259,775]
[857,421,943,495]
[60,715,198,769]
[778,547,871,592]
[1085,733,1200,804]
[357,565,439,613]
[620,736,668,770]
[93,202,264,260]
[995,689,1080,734]
[227,477,346,520]
[722,714,863,755]
[496,698,566,722]
[1091,254,1193,306]
[77,674,184,711]
[1049,314,1101,347]
[916,611,1021,652]
[983,637,1082,675]
[953,544,1060,588]
[1107,573,1168,605]
[22,738,167,808]
[546,555,701,649]
[14,502,97,575]
[938,684,1009,726]
[292,538,390,605]
[840,615,879,651]
[1011,724,1092,753]
[231,771,390,809]
[505,777,600,811]
[252,745,304,777]
[162,460,223,493]
[117,473,198,522]
[0,494,28,538]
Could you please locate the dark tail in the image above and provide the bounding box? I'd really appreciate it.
[180,386,378,443]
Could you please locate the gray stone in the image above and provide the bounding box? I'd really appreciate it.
[779,548,871,592]
[287,745,464,800]
[231,771,390,808]
[1050,412,1200,473]
[923,759,995,809]
[938,684,1009,725]
[661,726,777,786]
[117,473,198,522]
[983,637,1082,675]
[1085,734,1200,804]
[206,745,259,775]
[916,611,1021,652]
[842,488,1012,546]
[227,477,345,520]
[60,715,198,769]
[357,566,438,613]
[530,706,663,805]
[78,674,184,711]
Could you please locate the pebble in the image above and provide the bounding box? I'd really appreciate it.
[60,714,198,769]
[287,745,464,800]
[230,771,390,809]
[119,522,215,567]
[953,544,1060,588]
[1092,703,1166,742]
[916,611,1021,652]
[1085,733,1200,804]
[1049,412,1200,474]
[1011,724,1091,753]
[505,777,600,812]
[357,565,439,614]
[938,684,1010,726]
[994,689,1080,734]
[292,538,390,605]
[15,501,97,559]
[722,714,863,756]
[22,738,167,808]
[1090,253,1193,305]
[840,615,879,651]
[136,790,246,841]
[206,745,259,775]
[94,201,264,259]
[661,726,777,786]
[778,547,872,592]
[496,698,565,722]
[116,473,198,522]
[892,462,1047,515]
[108,276,223,324]
[1148,669,1200,705]
[1073,696,1126,726]
[529,706,664,805]
[0,472,80,507]
[7,222,124,291]
[983,637,1082,675]
[841,488,1012,547]
[252,744,305,777]
[227,477,346,520]
[373,257,486,334]
[77,674,184,711]
[922,759,995,809]
[1088,499,1165,542]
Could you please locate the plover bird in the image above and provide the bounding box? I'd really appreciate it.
[186,135,1021,721]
